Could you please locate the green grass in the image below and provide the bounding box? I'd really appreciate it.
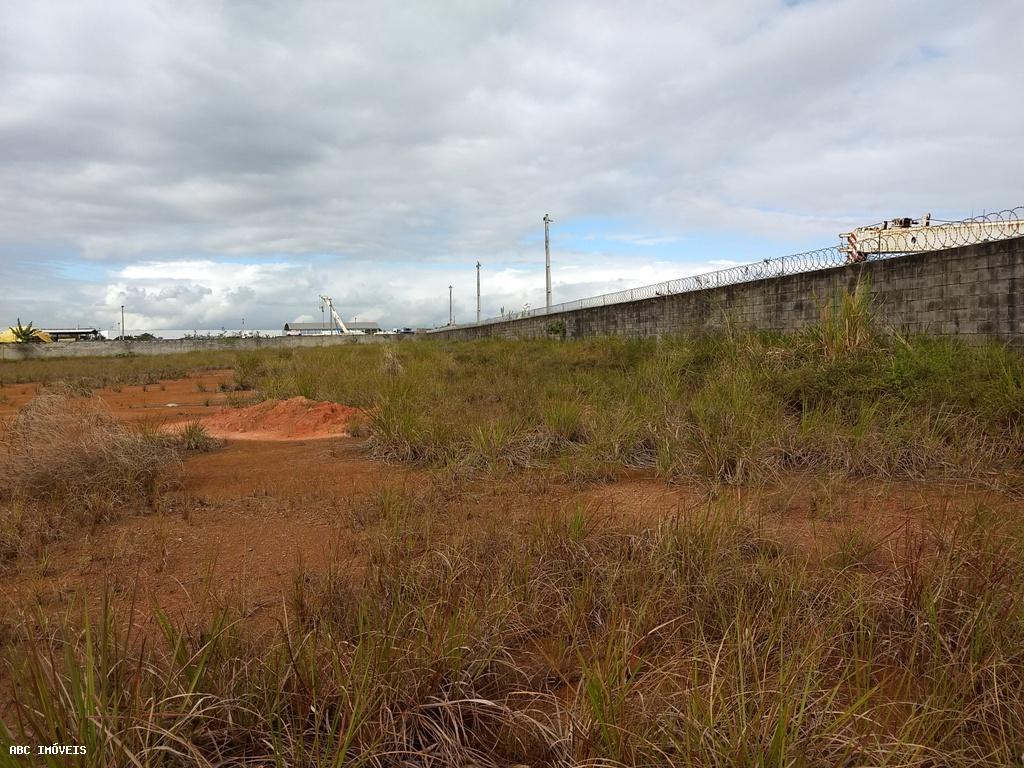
[244,329,1024,485]
[178,420,219,452]
[0,349,237,388]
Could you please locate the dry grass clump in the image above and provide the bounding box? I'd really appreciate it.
[6,490,1024,765]
[805,278,878,359]
[178,419,219,452]
[0,390,181,562]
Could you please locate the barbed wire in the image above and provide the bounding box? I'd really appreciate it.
[432,206,1024,331]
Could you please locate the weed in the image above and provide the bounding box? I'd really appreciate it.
[234,351,265,390]
[376,346,402,379]
[805,279,878,359]
[178,420,218,452]
[546,318,568,340]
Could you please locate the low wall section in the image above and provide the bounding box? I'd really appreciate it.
[0,332,389,362]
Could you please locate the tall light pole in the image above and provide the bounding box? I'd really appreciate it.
[543,214,553,311]
[448,285,453,326]
[476,261,481,324]
[120,304,125,341]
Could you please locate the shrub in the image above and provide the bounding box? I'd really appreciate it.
[178,420,218,452]
[545,318,568,340]
[0,391,180,562]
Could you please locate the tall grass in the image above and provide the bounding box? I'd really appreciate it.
[0,350,238,388]
[5,489,1024,765]
[245,321,1024,486]
[806,278,878,359]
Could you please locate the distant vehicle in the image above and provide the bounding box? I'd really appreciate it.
[398,328,415,334]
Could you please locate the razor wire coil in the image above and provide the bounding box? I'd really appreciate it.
[433,206,1024,330]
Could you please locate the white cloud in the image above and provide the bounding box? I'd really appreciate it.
[0,0,1020,328]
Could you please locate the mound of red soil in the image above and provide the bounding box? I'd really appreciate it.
[196,397,359,441]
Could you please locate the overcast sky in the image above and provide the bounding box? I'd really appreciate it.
[1,1,1020,332]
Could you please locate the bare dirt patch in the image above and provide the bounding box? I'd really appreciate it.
[0,436,420,632]
[180,396,360,441]
[0,369,236,424]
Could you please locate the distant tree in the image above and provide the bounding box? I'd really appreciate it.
[11,319,44,343]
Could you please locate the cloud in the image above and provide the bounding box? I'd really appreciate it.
[0,0,1020,329]
[605,235,684,247]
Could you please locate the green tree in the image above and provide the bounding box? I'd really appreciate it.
[11,319,44,343]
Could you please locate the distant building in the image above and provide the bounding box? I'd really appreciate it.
[283,321,382,336]
[42,328,103,342]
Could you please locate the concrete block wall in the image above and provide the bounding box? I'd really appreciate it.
[0,331,390,362]
[428,237,1024,344]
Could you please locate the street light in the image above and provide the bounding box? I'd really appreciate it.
[544,214,553,310]
[448,285,453,326]
[120,305,125,341]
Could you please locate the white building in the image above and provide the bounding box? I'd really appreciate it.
[283,321,381,336]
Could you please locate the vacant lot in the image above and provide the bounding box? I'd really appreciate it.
[2,318,1023,765]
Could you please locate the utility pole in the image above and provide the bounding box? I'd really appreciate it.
[476,262,481,324]
[448,285,453,326]
[120,305,125,341]
[543,214,553,311]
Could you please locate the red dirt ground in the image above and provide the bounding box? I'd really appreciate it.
[0,372,383,628]
[174,396,361,441]
[0,369,237,425]
[1,438,416,628]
